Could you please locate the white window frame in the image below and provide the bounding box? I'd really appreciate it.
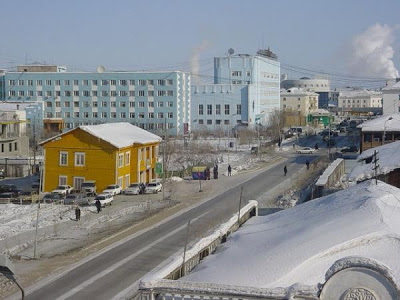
[59,175,67,186]
[125,152,130,165]
[118,153,124,168]
[125,174,130,189]
[118,176,123,188]
[59,151,68,166]
[74,152,85,166]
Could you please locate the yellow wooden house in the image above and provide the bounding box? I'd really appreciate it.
[40,122,161,192]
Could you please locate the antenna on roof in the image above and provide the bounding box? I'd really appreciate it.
[97,65,105,73]
[228,48,235,56]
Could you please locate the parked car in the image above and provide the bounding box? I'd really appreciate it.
[0,192,19,203]
[297,147,315,154]
[102,184,122,195]
[42,193,63,203]
[341,146,359,153]
[81,180,97,196]
[64,193,89,206]
[0,184,19,194]
[91,193,114,207]
[145,181,162,194]
[124,183,146,195]
[52,185,73,196]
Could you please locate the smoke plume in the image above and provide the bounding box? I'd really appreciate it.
[190,41,210,84]
[350,24,399,79]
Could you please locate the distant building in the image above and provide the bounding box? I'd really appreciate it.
[40,123,161,192]
[0,66,190,136]
[281,77,330,108]
[382,79,400,115]
[357,113,400,152]
[280,88,319,127]
[338,90,382,110]
[191,49,280,132]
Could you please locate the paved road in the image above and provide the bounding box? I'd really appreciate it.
[20,154,319,300]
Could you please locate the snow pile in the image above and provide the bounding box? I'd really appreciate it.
[276,189,298,209]
[182,181,400,288]
[168,176,183,182]
[348,141,400,182]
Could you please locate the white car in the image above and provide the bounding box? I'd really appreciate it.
[145,181,162,194]
[52,185,73,196]
[91,193,113,207]
[297,147,315,154]
[102,184,122,195]
[124,183,144,195]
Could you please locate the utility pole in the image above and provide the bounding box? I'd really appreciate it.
[33,163,43,259]
[162,118,167,201]
[372,150,379,185]
[33,118,36,174]
[181,220,191,277]
[237,187,243,224]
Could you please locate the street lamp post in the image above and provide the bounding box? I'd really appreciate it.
[383,116,393,145]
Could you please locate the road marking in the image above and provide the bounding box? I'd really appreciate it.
[54,212,207,300]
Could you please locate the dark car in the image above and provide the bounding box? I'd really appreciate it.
[0,184,21,195]
[42,193,63,203]
[341,146,359,153]
[64,193,89,206]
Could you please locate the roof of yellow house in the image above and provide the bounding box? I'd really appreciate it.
[40,122,162,148]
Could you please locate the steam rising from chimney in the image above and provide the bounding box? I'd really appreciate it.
[190,41,210,84]
[350,24,399,79]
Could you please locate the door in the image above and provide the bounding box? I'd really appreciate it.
[74,177,85,191]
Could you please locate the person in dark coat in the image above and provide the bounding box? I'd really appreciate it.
[315,143,319,150]
[306,160,310,170]
[213,165,218,179]
[228,164,232,176]
[284,165,287,176]
[75,206,81,221]
[206,168,211,180]
[95,199,102,213]
[203,169,207,180]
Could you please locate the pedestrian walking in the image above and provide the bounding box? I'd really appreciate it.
[306,160,310,170]
[315,143,319,150]
[75,206,81,221]
[213,165,218,179]
[284,165,287,176]
[292,143,295,149]
[228,164,232,176]
[206,168,211,180]
[95,199,102,213]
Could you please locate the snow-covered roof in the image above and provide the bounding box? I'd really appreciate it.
[182,181,400,288]
[339,90,382,98]
[41,122,161,148]
[348,140,400,182]
[280,88,319,96]
[383,81,400,91]
[357,114,400,131]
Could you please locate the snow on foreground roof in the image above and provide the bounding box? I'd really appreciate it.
[357,113,400,131]
[348,141,400,182]
[182,181,400,288]
[42,122,161,148]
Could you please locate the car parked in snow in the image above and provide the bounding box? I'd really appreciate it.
[52,185,73,196]
[124,183,146,195]
[64,193,89,206]
[102,184,122,195]
[81,180,97,196]
[341,146,359,153]
[145,181,162,194]
[297,147,315,154]
[91,193,113,207]
[42,193,63,203]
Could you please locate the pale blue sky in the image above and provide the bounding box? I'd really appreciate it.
[1,0,399,85]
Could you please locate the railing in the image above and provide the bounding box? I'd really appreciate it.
[138,201,319,300]
[314,158,345,198]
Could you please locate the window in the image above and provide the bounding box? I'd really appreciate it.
[28,80,33,86]
[74,80,79,86]
[55,112,61,118]
[74,101,79,107]
[148,80,154,86]
[139,101,145,107]
[75,152,85,166]
[139,112,145,118]
[129,101,135,108]
[125,152,130,165]
[102,112,107,118]
[167,101,173,107]
[28,91,34,97]
[101,91,108,97]
[216,120,221,125]
[129,91,135,97]
[118,153,124,167]
[1,144,3,152]
[236,104,241,115]
[56,91,61,97]
[14,142,17,151]
[246,71,251,76]
[18,80,24,86]
[83,91,90,97]
[224,104,230,115]
[65,112,71,118]
[93,112,98,118]
[364,133,372,142]
[19,91,25,97]
[138,80,146,86]
[59,176,67,186]
[129,112,135,118]
[207,104,212,115]
[74,91,79,97]
[199,104,204,115]
[119,80,127,86]
[207,120,212,125]
[83,112,89,118]
[148,101,154,107]
[158,80,165,86]
[157,101,164,108]
[111,91,117,97]
[65,91,71,97]
[166,79,173,86]
[231,71,242,76]
[64,80,70,86]
[45,80,52,86]
[110,80,116,86]
[111,112,117,118]
[92,91,97,97]
[60,152,68,166]
[119,91,127,97]
[138,90,145,97]
[157,90,166,96]
[148,91,154,97]
[101,80,108,86]
[9,80,15,86]
[46,101,52,108]
[37,91,42,97]
[64,101,71,108]
[120,112,126,118]
[199,119,204,125]
[120,101,127,107]
[92,101,98,107]
[92,80,97,86]
[129,80,135,86]
[148,112,154,118]
[216,104,221,115]
[167,90,173,96]
[46,91,52,97]
[111,101,116,107]
[224,120,230,125]
[167,112,173,119]
[74,112,80,118]
[158,112,164,119]
[102,101,107,107]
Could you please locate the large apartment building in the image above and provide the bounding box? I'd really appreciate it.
[0,66,191,136]
[191,49,280,132]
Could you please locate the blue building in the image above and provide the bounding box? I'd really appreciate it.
[0,65,191,136]
[191,49,280,132]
